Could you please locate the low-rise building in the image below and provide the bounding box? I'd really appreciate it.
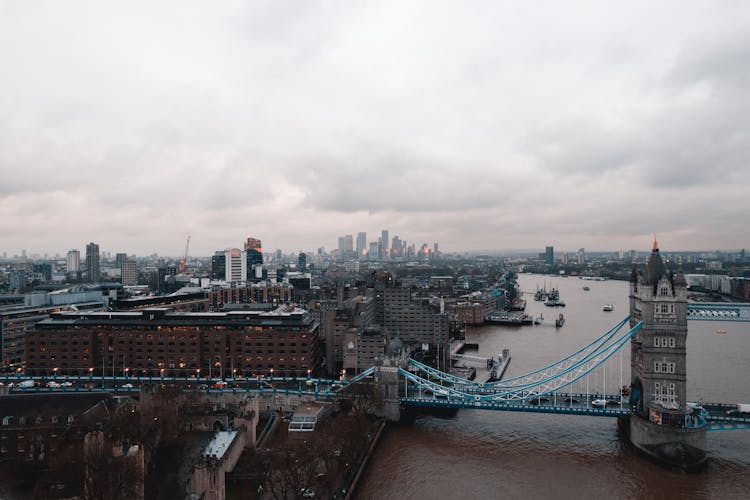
[26,305,320,378]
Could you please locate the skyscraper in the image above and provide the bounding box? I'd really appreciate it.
[545,246,554,265]
[338,235,353,260]
[356,232,367,258]
[298,252,307,272]
[244,237,263,267]
[85,242,100,283]
[115,252,127,269]
[381,230,389,260]
[577,248,586,265]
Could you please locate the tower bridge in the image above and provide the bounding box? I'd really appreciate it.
[3,244,749,469]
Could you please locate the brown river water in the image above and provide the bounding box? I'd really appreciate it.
[358,274,750,499]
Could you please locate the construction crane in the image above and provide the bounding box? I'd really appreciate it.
[179,235,191,273]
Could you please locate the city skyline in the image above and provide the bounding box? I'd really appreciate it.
[1,2,749,255]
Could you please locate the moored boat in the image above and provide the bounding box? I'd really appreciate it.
[555,314,565,328]
[485,311,533,326]
[603,304,614,312]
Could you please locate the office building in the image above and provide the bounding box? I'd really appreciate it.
[244,237,263,274]
[368,242,379,261]
[545,246,554,266]
[356,232,367,259]
[224,248,247,283]
[211,252,226,280]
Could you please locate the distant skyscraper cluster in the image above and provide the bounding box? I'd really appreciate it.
[335,229,440,261]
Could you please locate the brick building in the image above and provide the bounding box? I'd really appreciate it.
[25,306,321,378]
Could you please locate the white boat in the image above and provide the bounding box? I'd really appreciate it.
[602,304,614,312]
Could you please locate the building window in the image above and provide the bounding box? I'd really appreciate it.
[654,362,661,373]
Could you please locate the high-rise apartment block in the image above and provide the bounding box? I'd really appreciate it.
[66,250,80,273]
[85,242,100,283]
[121,258,138,286]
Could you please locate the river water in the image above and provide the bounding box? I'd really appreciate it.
[358,274,750,499]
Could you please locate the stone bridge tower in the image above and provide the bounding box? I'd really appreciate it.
[627,240,706,468]
[372,338,408,421]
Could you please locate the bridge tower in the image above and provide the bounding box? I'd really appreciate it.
[626,240,706,468]
[372,338,407,421]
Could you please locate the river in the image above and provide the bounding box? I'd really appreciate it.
[358,274,750,499]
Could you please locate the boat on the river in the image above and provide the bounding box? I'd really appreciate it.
[485,311,533,326]
[545,298,566,307]
[555,314,565,328]
[603,304,614,312]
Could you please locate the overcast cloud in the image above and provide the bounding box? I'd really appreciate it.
[1,1,748,256]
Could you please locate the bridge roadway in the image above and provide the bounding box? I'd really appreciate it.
[401,391,750,431]
[0,374,343,399]
[3,375,749,431]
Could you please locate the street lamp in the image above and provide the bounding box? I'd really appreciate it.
[124,367,130,379]
[53,367,58,379]
[196,368,201,380]
[160,368,165,379]
[88,367,94,380]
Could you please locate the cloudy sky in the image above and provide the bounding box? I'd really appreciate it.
[1,1,749,257]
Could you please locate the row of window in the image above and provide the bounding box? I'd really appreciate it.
[657,304,675,314]
[653,382,677,403]
[654,362,676,374]
[2,415,74,426]
[653,336,676,348]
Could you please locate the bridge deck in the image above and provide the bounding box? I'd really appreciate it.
[402,392,630,417]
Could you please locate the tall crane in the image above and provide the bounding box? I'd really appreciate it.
[179,235,191,273]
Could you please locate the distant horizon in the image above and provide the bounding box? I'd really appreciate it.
[2,244,746,261]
